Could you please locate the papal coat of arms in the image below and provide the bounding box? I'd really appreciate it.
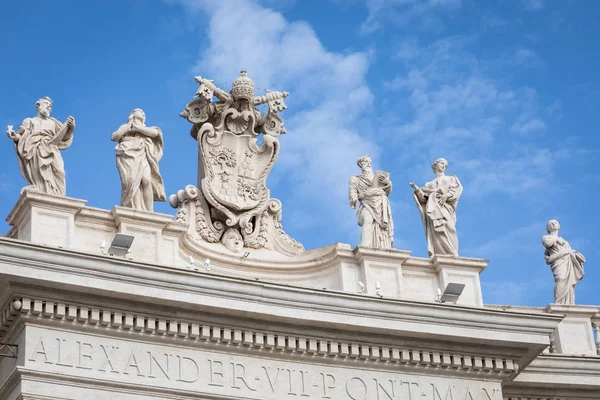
[170,71,303,256]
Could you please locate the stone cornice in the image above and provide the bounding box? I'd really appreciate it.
[0,236,561,376]
[7,296,520,381]
[508,354,600,389]
[0,237,560,340]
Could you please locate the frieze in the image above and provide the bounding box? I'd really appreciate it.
[1,297,519,379]
[26,326,503,400]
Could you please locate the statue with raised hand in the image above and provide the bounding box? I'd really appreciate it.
[6,97,75,195]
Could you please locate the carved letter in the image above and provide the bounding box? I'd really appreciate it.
[346,377,367,400]
[263,366,280,393]
[299,370,310,397]
[286,368,297,396]
[401,381,420,400]
[374,379,395,400]
[147,351,170,380]
[320,373,336,399]
[482,388,498,400]
[76,341,93,370]
[176,355,200,383]
[432,383,454,400]
[122,349,145,376]
[55,338,73,367]
[231,362,257,391]
[98,345,119,373]
[29,337,52,364]
[463,387,475,400]
[208,359,224,387]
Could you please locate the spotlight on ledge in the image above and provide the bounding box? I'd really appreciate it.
[100,233,135,258]
[187,256,196,270]
[357,281,365,293]
[204,258,211,271]
[436,283,465,304]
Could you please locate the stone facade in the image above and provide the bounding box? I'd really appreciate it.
[0,192,598,399]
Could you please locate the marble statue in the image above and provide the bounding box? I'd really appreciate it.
[6,97,75,195]
[111,109,166,212]
[410,158,463,257]
[170,71,303,256]
[542,219,586,305]
[348,155,394,248]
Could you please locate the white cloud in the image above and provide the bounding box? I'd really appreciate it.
[173,0,378,238]
[511,48,546,68]
[510,116,546,134]
[523,0,544,11]
[383,36,558,195]
[360,0,462,33]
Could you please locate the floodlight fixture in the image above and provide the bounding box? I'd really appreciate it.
[437,283,465,303]
[204,258,211,271]
[187,255,196,270]
[357,281,365,293]
[375,281,382,297]
[104,233,135,258]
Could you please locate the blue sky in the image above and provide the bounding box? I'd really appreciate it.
[1,0,598,307]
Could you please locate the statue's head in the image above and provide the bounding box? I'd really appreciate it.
[221,228,244,253]
[35,97,53,117]
[431,158,448,174]
[128,108,146,123]
[357,154,372,171]
[231,70,255,101]
[546,219,560,234]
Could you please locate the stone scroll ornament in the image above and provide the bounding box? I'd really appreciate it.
[169,71,303,256]
[6,97,76,196]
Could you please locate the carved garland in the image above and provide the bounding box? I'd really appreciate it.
[1,296,519,377]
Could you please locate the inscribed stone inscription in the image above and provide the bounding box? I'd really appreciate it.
[26,327,501,400]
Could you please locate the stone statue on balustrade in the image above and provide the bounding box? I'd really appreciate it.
[410,158,463,257]
[111,109,166,212]
[6,97,76,196]
[170,70,303,256]
[348,155,394,248]
[542,219,586,305]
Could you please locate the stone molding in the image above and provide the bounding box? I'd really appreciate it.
[5,296,520,379]
[5,190,493,305]
[0,237,562,348]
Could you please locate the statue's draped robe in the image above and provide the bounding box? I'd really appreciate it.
[349,174,394,248]
[414,175,462,256]
[542,235,585,304]
[14,117,72,195]
[115,129,166,211]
